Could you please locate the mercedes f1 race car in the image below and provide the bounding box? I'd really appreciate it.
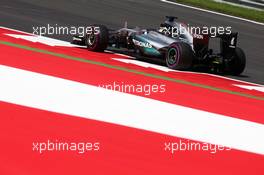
[72,16,246,75]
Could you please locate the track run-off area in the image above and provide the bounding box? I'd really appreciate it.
[0,26,264,174]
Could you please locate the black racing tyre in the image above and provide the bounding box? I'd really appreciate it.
[165,42,194,70]
[86,25,109,52]
[228,47,246,75]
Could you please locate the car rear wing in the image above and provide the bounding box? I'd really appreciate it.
[193,32,238,57]
[213,32,238,55]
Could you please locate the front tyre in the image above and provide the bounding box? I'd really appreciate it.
[166,42,194,70]
[228,47,246,75]
[86,25,109,52]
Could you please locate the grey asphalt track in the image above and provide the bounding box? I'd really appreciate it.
[0,0,263,84]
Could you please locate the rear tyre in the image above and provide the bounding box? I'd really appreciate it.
[86,25,109,52]
[166,42,194,70]
[228,47,246,75]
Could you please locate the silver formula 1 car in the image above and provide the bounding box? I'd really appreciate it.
[72,16,246,75]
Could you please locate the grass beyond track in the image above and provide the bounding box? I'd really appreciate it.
[170,0,264,23]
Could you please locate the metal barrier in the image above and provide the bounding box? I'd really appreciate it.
[219,0,264,9]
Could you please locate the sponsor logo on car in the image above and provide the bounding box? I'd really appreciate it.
[132,39,152,48]
[193,34,204,39]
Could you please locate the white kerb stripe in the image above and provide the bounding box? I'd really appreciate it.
[0,65,263,155]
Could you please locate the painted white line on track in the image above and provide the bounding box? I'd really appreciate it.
[160,0,264,26]
[234,84,264,92]
[0,26,33,35]
[5,34,80,47]
[112,58,264,86]
[0,65,263,155]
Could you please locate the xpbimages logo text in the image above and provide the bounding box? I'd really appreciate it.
[164,140,232,154]
[159,24,232,38]
[32,140,100,154]
[32,23,232,38]
[32,24,100,37]
[98,82,166,96]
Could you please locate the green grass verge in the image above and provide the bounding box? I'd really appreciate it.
[170,0,264,23]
